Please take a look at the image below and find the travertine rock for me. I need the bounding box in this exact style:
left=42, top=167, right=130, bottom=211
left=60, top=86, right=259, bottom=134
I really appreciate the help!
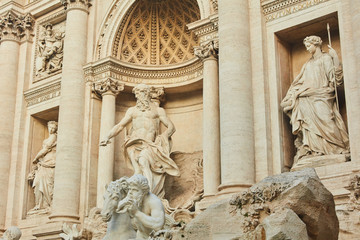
left=262, top=208, right=308, bottom=240
left=167, top=168, right=338, bottom=240
left=0, top=226, right=21, bottom=240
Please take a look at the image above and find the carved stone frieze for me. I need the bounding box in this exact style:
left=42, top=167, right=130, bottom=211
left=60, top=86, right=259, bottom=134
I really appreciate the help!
left=24, top=81, right=61, bottom=107
left=229, top=182, right=290, bottom=233
left=92, top=78, right=124, bottom=97
left=261, top=0, right=330, bottom=22
left=194, top=40, right=218, bottom=59
left=60, top=0, right=91, bottom=12
left=0, top=10, right=35, bottom=42
left=84, top=57, right=203, bottom=86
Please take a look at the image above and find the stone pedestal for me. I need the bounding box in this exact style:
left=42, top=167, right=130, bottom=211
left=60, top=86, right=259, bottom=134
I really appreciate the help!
left=218, top=0, right=255, bottom=194
left=50, top=0, right=90, bottom=222
left=93, top=78, right=123, bottom=207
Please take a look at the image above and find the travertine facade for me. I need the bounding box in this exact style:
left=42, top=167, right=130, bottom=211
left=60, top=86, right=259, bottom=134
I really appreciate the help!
left=0, top=0, right=360, bottom=239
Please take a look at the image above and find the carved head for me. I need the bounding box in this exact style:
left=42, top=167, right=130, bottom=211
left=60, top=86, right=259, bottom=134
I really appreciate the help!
left=101, top=177, right=128, bottom=222
left=2, top=227, right=21, bottom=240
left=127, top=174, right=150, bottom=203
left=43, top=23, right=53, bottom=35
left=303, top=35, right=322, bottom=53
left=47, top=121, right=58, bottom=134
left=133, top=84, right=152, bottom=101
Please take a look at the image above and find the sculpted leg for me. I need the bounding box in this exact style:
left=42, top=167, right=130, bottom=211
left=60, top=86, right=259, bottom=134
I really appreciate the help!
left=127, top=147, right=141, bottom=174
left=138, top=150, right=153, bottom=192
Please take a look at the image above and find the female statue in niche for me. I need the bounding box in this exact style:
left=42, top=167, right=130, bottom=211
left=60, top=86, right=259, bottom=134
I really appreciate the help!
left=281, top=35, right=350, bottom=165
left=28, top=121, right=57, bottom=212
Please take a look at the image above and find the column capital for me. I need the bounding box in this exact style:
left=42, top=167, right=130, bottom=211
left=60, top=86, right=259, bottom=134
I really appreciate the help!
left=0, top=11, right=35, bottom=43
left=194, top=40, right=219, bottom=60
left=150, top=86, right=165, bottom=106
left=60, top=0, right=91, bottom=13
left=93, top=78, right=124, bottom=97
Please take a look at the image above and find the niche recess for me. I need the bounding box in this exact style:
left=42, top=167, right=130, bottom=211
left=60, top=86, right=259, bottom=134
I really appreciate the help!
left=24, top=107, right=58, bottom=218
left=275, top=12, right=347, bottom=170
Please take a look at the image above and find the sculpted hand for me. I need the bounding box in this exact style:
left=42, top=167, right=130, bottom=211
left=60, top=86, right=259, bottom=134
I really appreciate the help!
left=127, top=199, right=138, bottom=217
left=328, top=45, right=338, bottom=58
left=99, top=138, right=111, bottom=146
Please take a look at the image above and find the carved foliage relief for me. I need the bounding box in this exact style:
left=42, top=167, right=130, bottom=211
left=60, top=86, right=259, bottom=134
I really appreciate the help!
left=114, top=0, right=200, bottom=65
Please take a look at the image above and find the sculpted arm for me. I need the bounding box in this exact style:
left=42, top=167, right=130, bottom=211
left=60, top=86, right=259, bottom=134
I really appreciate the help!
left=158, top=107, right=175, bottom=138
left=133, top=198, right=165, bottom=230
left=33, top=135, right=56, bottom=163
left=100, top=108, right=133, bottom=146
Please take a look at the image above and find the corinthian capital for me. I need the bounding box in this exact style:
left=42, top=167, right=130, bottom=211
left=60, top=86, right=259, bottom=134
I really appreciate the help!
left=93, top=78, right=124, bottom=97
left=60, top=0, right=91, bottom=12
left=0, top=11, right=34, bottom=42
left=194, top=40, right=219, bottom=60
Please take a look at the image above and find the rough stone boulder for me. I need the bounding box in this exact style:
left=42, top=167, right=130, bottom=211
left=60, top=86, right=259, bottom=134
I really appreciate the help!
left=155, top=168, right=338, bottom=240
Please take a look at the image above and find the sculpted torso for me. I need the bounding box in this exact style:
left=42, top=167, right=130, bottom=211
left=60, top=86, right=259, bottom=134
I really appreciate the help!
left=129, top=106, right=161, bottom=142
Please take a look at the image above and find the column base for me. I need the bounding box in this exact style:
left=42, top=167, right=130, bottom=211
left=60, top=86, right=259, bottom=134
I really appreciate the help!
left=217, top=183, right=253, bottom=197
left=48, top=213, right=80, bottom=223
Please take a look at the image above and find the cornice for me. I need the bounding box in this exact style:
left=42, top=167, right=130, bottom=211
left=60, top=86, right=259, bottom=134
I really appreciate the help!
left=84, top=57, right=203, bottom=87
left=261, top=0, right=330, bottom=22
left=24, top=80, right=61, bottom=107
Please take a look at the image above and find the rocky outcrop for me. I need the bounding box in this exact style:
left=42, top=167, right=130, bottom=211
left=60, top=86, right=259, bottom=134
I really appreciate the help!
left=152, top=168, right=339, bottom=240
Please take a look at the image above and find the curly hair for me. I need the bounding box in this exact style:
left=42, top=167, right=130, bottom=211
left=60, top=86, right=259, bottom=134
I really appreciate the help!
left=303, top=35, right=323, bottom=47
left=128, top=174, right=150, bottom=194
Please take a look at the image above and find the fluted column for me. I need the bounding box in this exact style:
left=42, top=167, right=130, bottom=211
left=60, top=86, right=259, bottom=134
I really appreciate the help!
left=0, top=11, right=32, bottom=230
left=50, top=0, right=90, bottom=222
left=93, top=78, right=123, bottom=207
left=218, top=0, right=255, bottom=194
left=194, top=41, right=220, bottom=196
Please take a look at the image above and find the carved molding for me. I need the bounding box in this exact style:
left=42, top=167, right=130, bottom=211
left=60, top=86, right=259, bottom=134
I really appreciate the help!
left=0, top=10, right=35, bottom=42
left=84, top=57, right=203, bottom=87
left=24, top=81, right=61, bottom=107
left=60, top=0, right=91, bottom=12
left=194, top=40, right=218, bottom=59
left=187, top=14, right=218, bottom=45
left=261, top=0, right=330, bottom=22
left=92, top=78, right=124, bottom=97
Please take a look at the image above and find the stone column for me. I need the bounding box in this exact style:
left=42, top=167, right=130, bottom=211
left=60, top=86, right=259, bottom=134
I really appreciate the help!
left=218, top=0, right=255, bottom=194
left=194, top=40, right=221, bottom=196
left=93, top=78, right=123, bottom=207
left=0, top=11, right=29, bottom=230
left=50, top=0, right=90, bottom=222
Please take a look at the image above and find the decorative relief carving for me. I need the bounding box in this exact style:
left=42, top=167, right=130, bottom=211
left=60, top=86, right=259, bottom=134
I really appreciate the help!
left=229, top=182, right=290, bottom=233
left=194, top=40, right=218, bottom=59
left=114, top=0, right=200, bottom=65
left=35, top=23, right=65, bottom=79
left=261, top=0, right=330, bottom=22
left=92, top=78, right=124, bottom=97
left=0, top=11, right=35, bottom=42
left=60, top=0, right=91, bottom=12
left=188, top=15, right=218, bottom=47
left=84, top=58, right=203, bottom=86
left=211, top=0, right=218, bottom=12
left=24, top=81, right=61, bottom=107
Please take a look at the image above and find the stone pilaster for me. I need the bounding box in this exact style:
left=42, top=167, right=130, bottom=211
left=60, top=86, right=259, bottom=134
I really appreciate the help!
left=0, top=10, right=34, bottom=230
left=194, top=40, right=221, bottom=197
left=50, top=0, right=90, bottom=222
left=218, top=0, right=255, bottom=194
left=93, top=78, right=124, bottom=208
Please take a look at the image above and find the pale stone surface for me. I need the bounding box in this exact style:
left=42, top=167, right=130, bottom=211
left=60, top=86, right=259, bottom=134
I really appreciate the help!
left=0, top=227, right=21, bottom=240
left=262, top=208, right=308, bottom=240
left=100, top=84, right=180, bottom=198
left=101, top=174, right=165, bottom=240
left=27, top=121, right=57, bottom=212
left=281, top=35, right=350, bottom=166
left=166, top=168, right=338, bottom=240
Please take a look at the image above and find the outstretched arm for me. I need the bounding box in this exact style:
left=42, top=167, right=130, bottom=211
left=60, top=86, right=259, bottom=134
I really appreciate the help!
left=100, top=108, right=133, bottom=146
left=158, top=107, right=175, bottom=138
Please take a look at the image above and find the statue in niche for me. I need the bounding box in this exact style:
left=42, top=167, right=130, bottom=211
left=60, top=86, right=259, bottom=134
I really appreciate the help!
left=27, top=121, right=57, bottom=212
left=100, top=84, right=180, bottom=198
left=35, top=23, right=64, bottom=78
left=0, top=227, right=21, bottom=240
left=281, top=35, right=350, bottom=166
